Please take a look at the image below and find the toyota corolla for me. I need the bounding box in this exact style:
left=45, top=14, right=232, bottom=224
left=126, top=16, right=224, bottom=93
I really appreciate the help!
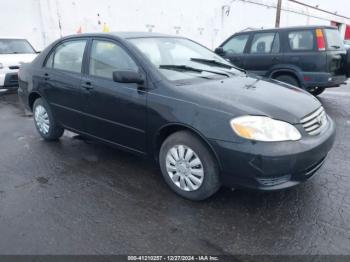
left=18, top=32, right=335, bottom=200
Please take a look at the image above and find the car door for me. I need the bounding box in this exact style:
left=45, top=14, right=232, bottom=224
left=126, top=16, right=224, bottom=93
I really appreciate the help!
left=40, top=39, right=88, bottom=132
left=243, top=32, right=283, bottom=76
left=82, top=38, right=147, bottom=153
left=219, top=33, right=250, bottom=68
left=284, top=29, right=323, bottom=73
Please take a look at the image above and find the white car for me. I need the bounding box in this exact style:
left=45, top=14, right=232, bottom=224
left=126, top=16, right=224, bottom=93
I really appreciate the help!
left=0, top=38, right=38, bottom=89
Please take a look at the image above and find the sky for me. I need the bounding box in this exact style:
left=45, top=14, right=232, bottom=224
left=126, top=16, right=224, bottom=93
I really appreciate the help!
left=302, top=0, right=350, bottom=18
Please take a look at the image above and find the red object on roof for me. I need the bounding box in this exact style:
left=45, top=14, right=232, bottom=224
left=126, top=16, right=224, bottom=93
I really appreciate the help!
left=345, top=25, right=350, bottom=40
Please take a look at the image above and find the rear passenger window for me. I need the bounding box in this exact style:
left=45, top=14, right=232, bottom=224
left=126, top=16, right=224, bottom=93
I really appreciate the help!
left=53, top=40, right=87, bottom=73
left=288, top=30, right=314, bottom=51
left=222, top=34, right=249, bottom=54
left=250, top=33, right=276, bottom=54
left=45, top=52, right=54, bottom=68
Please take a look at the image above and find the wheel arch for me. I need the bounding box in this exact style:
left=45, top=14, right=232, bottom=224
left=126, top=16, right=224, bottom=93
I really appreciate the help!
left=269, top=68, right=304, bottom=87
left=28, top=91, right=42, bottom=111
left=153, top=123, right=222, bottom=171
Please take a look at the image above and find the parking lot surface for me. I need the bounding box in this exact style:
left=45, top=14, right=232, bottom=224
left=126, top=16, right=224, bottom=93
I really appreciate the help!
left=0, top=86, right=350, bottom=255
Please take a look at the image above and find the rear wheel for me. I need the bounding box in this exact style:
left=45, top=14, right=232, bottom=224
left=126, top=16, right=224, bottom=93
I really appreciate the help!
left=309, top=87, right=326, bottom=96
left=274, top=74, right=300, bottom=87
left=159, top=131, right=221, bottom=201
left=33, top=98, right=64, bottom=141
left=344, top=49, right=350, bottom=78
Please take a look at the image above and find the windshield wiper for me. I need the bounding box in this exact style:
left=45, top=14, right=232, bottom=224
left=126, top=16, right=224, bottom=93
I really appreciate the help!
left=190, top=57, right=246, bottom=73
left=159, top=64, right=229, bottom=77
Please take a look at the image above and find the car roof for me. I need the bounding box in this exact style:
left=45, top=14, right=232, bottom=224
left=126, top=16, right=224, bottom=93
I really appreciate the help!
left=111, top=31, right=176, bottom=39
left=61, top=31, right=177, bottom=41
left=236, top=25, right=338, bottom=34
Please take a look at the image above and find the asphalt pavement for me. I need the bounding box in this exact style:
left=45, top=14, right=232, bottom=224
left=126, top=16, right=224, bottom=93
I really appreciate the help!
left=0, top=85, right=349, bottom=255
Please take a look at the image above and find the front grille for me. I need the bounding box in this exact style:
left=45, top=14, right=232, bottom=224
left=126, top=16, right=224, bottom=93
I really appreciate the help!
left=4, top=73, right=19, bottom=87
left=9, top=65, right=20, bottom=70
left=300, top=107, right=328, bottom=136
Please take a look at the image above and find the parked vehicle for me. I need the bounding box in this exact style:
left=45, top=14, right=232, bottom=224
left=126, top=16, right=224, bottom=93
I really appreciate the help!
left=215, top=26, right=350, bottom=96
left=0, top=38, right=38, bottom=89
left=18, top=32, right=335, bottom=200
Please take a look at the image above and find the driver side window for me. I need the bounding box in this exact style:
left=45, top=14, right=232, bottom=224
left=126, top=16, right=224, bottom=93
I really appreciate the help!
left=89, top=40, right=138, bottom=80
left=222, top=34, right=249, bottom=54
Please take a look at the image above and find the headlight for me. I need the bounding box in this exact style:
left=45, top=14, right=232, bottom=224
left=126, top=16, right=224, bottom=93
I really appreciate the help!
left=230, top=116, right=301, bottom=142
left=0, top=63, right=3, bottom=69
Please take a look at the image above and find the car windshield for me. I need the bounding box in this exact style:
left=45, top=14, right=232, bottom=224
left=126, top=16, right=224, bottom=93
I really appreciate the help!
left=0, top=39, right=35, bottom=54
left=324, top=29, right=345, bottom=50
left=128, top=37, right=243, bottom=82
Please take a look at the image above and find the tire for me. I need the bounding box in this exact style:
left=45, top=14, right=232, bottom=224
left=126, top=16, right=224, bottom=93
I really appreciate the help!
left=33, top=98, right=64, bottom=141
left=275, top=75, right=300, bottom=87
left=159, top=131, right=221, bottom=201
left=344, top=49, right=350, bottom=78
left=309, top=87, right=326, bottom=96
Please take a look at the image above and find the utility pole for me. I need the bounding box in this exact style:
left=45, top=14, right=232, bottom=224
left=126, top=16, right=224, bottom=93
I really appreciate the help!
left=275, top=0, right=282, bottom=28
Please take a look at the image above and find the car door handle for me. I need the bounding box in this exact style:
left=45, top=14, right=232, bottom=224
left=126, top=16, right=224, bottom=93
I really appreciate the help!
left=44, top=73, right=50, bottom=81
left=272, top=57, right=280, bottom=62
left=81, top=81, right=93, bottom=90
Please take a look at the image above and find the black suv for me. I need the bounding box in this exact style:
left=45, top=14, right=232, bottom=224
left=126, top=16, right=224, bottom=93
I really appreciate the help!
left=215, top=26, right=350, bottom=95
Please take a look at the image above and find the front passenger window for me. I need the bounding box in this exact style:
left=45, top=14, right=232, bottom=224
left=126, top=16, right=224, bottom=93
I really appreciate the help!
left=89, top=40, right=138, bottom=79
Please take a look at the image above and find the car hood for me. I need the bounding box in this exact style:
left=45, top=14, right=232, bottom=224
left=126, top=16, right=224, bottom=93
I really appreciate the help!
left=181, top=75, right=321, bottom=124
left=0, top=53, right=37, bottom=67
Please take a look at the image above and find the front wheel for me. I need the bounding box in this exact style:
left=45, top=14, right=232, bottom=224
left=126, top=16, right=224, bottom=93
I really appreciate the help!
left=159, top=131, right=221, bottom=201
left=33, top=98, right=64, bottom=141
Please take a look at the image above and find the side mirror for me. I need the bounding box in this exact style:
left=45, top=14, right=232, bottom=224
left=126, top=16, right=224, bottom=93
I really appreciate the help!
left=214, top=47, right=225, bottom=55
left=113, top=70, right=144, bottom=84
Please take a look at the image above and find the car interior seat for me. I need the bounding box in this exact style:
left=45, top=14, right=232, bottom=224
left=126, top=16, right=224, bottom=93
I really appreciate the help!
left=256, top=42, right=266, bottom=53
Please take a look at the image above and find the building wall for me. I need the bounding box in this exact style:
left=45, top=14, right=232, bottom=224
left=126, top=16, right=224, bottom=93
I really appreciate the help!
left=0, top=0, right=348, bottom=50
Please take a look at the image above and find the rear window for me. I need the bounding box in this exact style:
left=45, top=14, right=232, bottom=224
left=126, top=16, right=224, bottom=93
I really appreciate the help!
left=288, top=30, right=314, bottom=51
left=324, top=29, right=345, bottom=50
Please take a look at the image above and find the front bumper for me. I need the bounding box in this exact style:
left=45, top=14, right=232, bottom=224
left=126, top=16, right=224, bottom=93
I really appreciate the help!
left=209, top=117, right=336, bottom=190
left=0, top=70, right=19, bottom=89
